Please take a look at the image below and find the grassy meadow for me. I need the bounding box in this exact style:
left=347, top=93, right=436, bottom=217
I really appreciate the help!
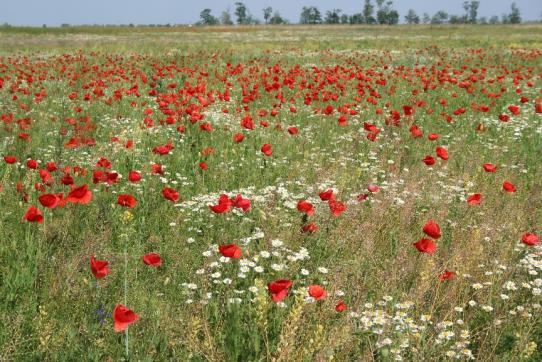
left=0, top=25, right=541, bottom=361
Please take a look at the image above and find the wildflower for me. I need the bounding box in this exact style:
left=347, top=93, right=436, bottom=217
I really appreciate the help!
left=113, top=304, right=139, bottom=332
left=90, top=256, right=109, bottom=279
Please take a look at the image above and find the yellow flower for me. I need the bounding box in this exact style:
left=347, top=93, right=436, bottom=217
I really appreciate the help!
left=121, top=210, right=134, bottom=224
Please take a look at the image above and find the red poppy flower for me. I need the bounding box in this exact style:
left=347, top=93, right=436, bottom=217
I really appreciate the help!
left=428, top=133, right=439, bottom=141
left=27, top=159, right=38, bottom=169
left=403, top=105, right=414, bottom=116
left=46, top=162, right=57, bottom=172
left=233, top=133, right=245, bottom=143
left=302, top=222, right=318, bottom=233
left=287, top=127, right=298, bottom=135
left=439, top=270, right=456, bottom=281
left=502, top=181, right=516, bottom=193
left=142, top=252, right=162, bottom=266
left=508, top=105, right=520, bottom=115
left=483, top=163, right=497, bottom=172
left=128, top=171, right=141, bottom=182
left=96, top=157, right=112, bottom=169
left=218, top=244, right=242, bottom=259
left=162, top=187, right=179, bottom=202
left=61, top=174, right=74, bottom=185
left=153, top=143, right=174, bottom=155
left=22, top=206, right=43, bottom=223
left=499, top=114, right=510, bottom=122
left=118, top=194, right=137, bottom=208
left=308, top=285, right=327, bottom=300
left=232, top=194, right=251, bottom=212
left=409, top=125, right=423, bottom=138
left=240, top=116, right=255, bottom=130
left=261, top=143, right=272, bottom=156
left=367, top=184, right=380, bottom=193
left=209, top=194, right=233, bottom=213
left=209, top=203, right=231, bottom=214
left=423, top=156, right=436, bottom=166
left=39, top=169, right=54, bottom=185
left=297, top=200, right=314, bottom=216
left=199, top=162, right=208, bottom=171
left=151, top=164, right=164, bottom=175
left=467, top=193, right=482, bottom=205
left=90, top=256, right=109, bottom=279
left=113, top=304, right=139, bottom=332
left=4, top=155, right=17, bottom=164
left=38, top=194, right=62, bottom=209
left=522, top=233, right=539, bottom=246
left=319, top=189, right=334, bottom=201
left=436, top=146, right=448, bottom=160
left=66, top=185, right=92, bottom=205
left=329, top=199, right=347, bottom=217
left=335, top=301, right=347, bottom=312
left=357, top=193, right=369, bottom=202
left=268, top=279, right=293, bottom=302
left=413, top=238, right=437, bottom=255
left=423, top=220, right=441, bottom=239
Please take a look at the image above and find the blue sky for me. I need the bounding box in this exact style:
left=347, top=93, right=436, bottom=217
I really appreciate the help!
left=2, top=0, right=541, bottom=26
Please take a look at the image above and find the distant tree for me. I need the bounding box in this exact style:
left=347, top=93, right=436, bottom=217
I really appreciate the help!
left=405, top=9, right=420, bottom=24
left=479, top=17, right=487, bottom=24
left=376, top=1, right=399, bottom=25
left=362, top=0, right=376, bottom=24
left=350, top=13, right=364, bottom=24
left=509, top=2, right=521, bottom=24
left=42, top=24, right=47, bottom=28
left=220, top=9, right=234, bottom=25
left=460, top=1, right=479, bottom=23
left=422, top=13, right=431, bottom=24
left=431, top=11, right=449, bottom=24
left=340, top=14, right=349, bottom=24
left=387, top=10, right=399, bottom=25
left=300, top=6, right=322, bottom=24
left=245, top=15, right=261, bottom=25
left=325, top=9, right=342, bottom=24
left=263, top=6, right=273, bottom=24
left=376, top=0, right=386, bottom=24
left=199, top=9, right=219, bottom=25
left=489, top=15, right=500, bottom=24
left=61, top=23, right=71, bottom=27
left=468, top=1, right=479, bottom=23
left=269, top=11, right=287, bottom=24
left=235, top=2, right=248, bottom=24
left=449, top=15, right=464, bottom=24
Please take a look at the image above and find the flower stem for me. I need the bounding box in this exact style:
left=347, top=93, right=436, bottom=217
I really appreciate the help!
left=124, top=243, right=129, bottom=356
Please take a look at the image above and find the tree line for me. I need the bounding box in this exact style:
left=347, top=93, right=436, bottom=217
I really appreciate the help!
left=198, top=1, right=525, bottom=26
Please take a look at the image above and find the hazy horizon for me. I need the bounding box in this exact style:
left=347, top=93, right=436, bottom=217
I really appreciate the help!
left=1, top=0, right=541, bottom=26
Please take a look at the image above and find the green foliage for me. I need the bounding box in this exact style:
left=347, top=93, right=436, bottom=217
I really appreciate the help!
left=0, top=24, right=541, bottom=361
left=235, top=2, right=248, bottom=25
left=263, top=6, right=273, bottom=24
left=300, top=6, right=322, bottom=25
left=405, top=9, right=420, bottom=25
left=199, top=9, right=219, bottom=26
left=324, top=9, right=342, bottom=24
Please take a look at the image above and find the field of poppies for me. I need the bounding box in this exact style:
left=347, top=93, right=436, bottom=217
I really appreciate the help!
left=0, top=25, right=541, bottom=361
